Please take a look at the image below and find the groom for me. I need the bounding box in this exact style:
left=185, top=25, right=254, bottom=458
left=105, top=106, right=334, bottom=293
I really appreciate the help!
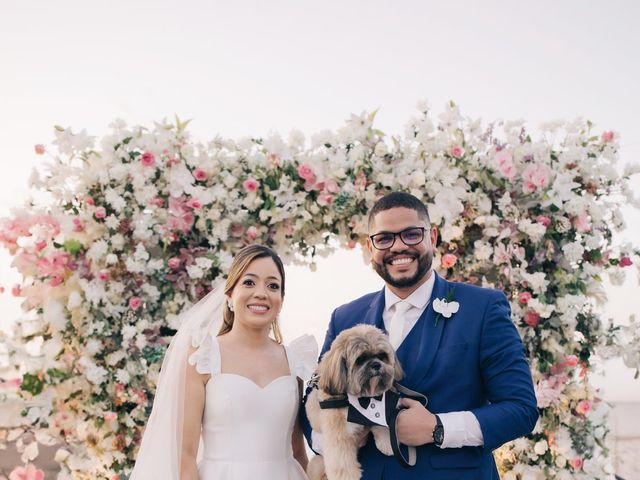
left=302, top=191, right=538, bottom=479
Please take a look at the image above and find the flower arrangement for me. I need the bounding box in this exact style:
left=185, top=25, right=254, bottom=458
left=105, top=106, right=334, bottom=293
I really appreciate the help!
left=0, top=103, right=638, bottom=479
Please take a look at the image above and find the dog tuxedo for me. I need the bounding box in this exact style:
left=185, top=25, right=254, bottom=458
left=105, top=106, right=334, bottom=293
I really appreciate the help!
left=319, top=382, right=428, bottom=467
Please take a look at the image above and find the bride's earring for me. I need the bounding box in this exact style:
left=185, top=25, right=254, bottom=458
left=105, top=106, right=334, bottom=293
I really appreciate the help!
left=227, top=300, right=234, bottom=312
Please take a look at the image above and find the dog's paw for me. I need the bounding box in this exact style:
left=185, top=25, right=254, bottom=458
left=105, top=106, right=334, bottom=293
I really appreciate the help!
left=371, top=427, right=394, bottom=456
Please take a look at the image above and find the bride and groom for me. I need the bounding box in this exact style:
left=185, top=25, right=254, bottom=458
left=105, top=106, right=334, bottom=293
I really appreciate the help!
left=131, top=191, right=538, bottom=479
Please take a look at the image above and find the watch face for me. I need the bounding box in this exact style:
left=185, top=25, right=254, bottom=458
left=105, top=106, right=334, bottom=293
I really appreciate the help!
left=434, top=426, right=444, bottom=444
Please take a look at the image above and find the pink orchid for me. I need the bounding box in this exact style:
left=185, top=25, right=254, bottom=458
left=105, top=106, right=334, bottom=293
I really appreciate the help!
left=186, top=198, right=202, bottom=209
left=522, top=163, right=551, bottom=194
left=9, top=464, right=45, bottom=480
left=141, top=151, right=156, bottom=167
left=620, top=256, right=633, bottom=267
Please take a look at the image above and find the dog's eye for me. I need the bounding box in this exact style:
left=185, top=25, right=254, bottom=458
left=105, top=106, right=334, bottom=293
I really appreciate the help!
left=377, top=353, right=389, bottom=362
left=355, top=354, right=370, bottom=366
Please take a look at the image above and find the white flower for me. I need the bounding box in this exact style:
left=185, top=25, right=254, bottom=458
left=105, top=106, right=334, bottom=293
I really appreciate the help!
left=86, top=239, right=109, bottom=262
left=518, top=219, right=547, bottom=243
left=433, top=298, right=459, bottom=318
left=534, top=439, right=548, bottom=455
left=116, top=368, right=131, bottom=384
left=186, top=264, right=204, bottom=279
left=562, top=242, right=585, bottom=264
left=105, top=188, right=127, bottom=212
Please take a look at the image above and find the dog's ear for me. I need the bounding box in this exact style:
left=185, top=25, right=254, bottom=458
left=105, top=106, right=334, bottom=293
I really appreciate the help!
left=318, top=348, right=348, bottom=395
left=393, top=352, right=404, bottom=382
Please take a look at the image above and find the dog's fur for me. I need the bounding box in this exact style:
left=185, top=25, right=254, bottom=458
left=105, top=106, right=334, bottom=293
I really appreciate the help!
left=306, top=324, right=403, bottom=480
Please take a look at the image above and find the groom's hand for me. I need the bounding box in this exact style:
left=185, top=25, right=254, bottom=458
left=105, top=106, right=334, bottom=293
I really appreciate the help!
left=397, top=398, right=437, bottom=446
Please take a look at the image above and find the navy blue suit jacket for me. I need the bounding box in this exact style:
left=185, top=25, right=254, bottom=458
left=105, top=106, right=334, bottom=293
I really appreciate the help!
left=301, top=273, right=538, bottom=479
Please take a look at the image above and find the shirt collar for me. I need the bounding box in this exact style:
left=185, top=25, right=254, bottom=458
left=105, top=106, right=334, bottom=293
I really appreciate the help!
left=384, top=270, right=436, bottom=311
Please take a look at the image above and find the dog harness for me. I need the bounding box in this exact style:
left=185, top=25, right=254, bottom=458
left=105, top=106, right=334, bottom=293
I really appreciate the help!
left=315, top=380, right=428, bottom=468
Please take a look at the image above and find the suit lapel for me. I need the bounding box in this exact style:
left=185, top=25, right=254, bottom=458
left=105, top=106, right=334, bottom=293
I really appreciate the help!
left=364, top=288, right=386, bottom=331
left=396, top=273, right=449, bottom=388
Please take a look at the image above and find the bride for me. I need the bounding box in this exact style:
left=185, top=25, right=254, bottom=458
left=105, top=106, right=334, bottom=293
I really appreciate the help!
left=130, top=244, right=317, bottom=479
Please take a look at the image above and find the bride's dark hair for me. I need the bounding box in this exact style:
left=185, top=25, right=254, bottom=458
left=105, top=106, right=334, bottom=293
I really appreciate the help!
left=219, top=244, right=285, bottom=343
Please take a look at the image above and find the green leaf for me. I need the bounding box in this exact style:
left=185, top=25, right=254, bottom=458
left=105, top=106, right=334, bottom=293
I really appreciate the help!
left=21, top=372, right=44, bottom=395
left=63, top=239, right=83, bottom=255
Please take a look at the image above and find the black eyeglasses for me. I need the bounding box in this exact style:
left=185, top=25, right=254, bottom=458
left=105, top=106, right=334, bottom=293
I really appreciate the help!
left=369, top=227, right=427, bottom=250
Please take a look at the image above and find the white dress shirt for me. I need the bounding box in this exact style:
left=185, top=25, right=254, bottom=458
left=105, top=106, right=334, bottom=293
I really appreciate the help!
left=383, top=273, right=484, bottom=449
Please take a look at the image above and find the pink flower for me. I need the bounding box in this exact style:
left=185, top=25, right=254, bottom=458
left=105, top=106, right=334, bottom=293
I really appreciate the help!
left=9, top=464, right=45, bottom=480
left=347, top=240, right=357, bottom=249
left=324, top=179, right=340, bottom=194
left=297, top=163, right=316, bottom=181
left=94, top=207, right=107, bottom=219
left=243, top=178, right=259, bottom=193
left=570, top=457, right=583, bottom=470
left=535, top=215, right=551, bottom=227
left=34, top=240, right=47, bottom=251
left=524, top=311, right=540, bottom=327
left=246, top=226, right=258, bottom=240
left=34, top=144, right=46, bottom=155
left=601, top=131, right=614, bottom=143
left=85, top=196, right=94, bottom=206
left=72, top=218, right=84, bottom=232
left=152, top=197, right=165, bottom=208
left=572, top=214, right=591, bottom=233
left=193, top=168, right=208, bottom=181
left=317, top=193, right=334, bottom=206
left=11, top=284, right=21, bottom=297
left=0, top=286, right=4, bottom=294
left=50, top=276, right=64, bottom=287
left=575, top=399, right=591, bottom=415
left=441, top=253, right=458, bottom=269
left=186, top=198, right=202, bottom=209
left=620, top=256, right=633, bottom=267
left=141, top=151, right=156, bottom=167
left=450, top=146, right=463, bottom=158
left=564, top=355, right=579, bottom=367
left=129, top=297, right=142, bottom=310
left=522, top=163, right=551, bottom=194
left=518, top=292, right=532, bottom=305
left=103, top=411, right=117, bottom=422
left=97, top=270, right=110, bottom=281
left=266, top=153, right=280, bottom=166
left=168, top=257, right=181, bottom=269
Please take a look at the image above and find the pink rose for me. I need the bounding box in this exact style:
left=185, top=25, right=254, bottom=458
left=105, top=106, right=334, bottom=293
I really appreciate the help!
left=34, top=144, right=46, bottom=155
left=11, top=284, right=21, bottom=297
left=168, top=257, right=181, bottom=269
left=535, top=215, right=551, bottom=227
left=129, top=297, right=142, bottom=310
left=97, top=270, right=110, bottom=281
left=9, top=464, right=45, bottom=480
left=50, top=275, right=64, bottom=287
left=318, top=193, right=334, bottom=206
left=564, top=355, right=579, bottom=367
left=193, top=168, right=208, bottom=181
left=524, top=311, right=540, bottom=327
left=246, top=226, right=258, bottom=240
left=94, top=207, right=107, bottom=219
left=570, top=457, right=583, bottom=470
left=243, top=178, right=259, bottom=193
left=601, top=131, right=614, bottom=143
left=324, top=179, right=340, bottom=194
left=141, top=151, right=156, bottom=167
left=620, top=256, right=633, bottom=267
left=575, top=399, right=591, bottom=415
left=450, top=146, right=463, bottom=158
left=85, top=196, right=94, bottom=206
left=152, top=197, right=165, bottom=208
left=297, top=163, right=316, bottom=181
left=518, top=292, right=532, bottom=305
left=186, top=198, right=202, bottom=209
left=441, top=253, right=458, bottom=269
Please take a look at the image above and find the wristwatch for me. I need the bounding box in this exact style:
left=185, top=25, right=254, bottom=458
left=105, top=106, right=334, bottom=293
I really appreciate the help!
left=432, top=414, right=444, bottom=447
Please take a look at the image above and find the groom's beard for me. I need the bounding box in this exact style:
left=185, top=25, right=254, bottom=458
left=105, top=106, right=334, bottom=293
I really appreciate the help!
left=372, top=250, right=432, bottom=289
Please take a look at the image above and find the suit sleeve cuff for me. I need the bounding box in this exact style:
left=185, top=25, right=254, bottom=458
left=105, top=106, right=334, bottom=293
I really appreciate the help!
left=438, top=411, right=484, bottom=448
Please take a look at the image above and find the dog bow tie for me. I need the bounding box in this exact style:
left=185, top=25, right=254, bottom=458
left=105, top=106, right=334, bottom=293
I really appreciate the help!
left=357, top=394, right=383, bottom=409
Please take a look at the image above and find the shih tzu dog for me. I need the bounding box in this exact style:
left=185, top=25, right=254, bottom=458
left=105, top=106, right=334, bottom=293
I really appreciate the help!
left=305, top=324, right=403, bottom=480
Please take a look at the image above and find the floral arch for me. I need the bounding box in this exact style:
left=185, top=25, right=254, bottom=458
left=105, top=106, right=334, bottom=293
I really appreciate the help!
left=1, top=103, right=639, bottom=479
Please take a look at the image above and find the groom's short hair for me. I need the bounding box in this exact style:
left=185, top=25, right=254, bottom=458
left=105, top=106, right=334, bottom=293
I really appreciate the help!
left=368, top=191, right=431, bottom=229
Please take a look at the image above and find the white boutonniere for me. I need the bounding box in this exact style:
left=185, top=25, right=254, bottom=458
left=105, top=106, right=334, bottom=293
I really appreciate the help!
left=433, top=289, right=459, bottom=326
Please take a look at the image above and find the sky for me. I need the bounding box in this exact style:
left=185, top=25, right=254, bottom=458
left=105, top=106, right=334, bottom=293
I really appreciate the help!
left=1, top=0, right=639, bottom=401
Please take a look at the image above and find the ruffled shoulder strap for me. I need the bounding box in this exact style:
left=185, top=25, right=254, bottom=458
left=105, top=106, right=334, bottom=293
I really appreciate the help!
left=285, top=334, right=319, bottom=383
left=187, top=331, right=221, bottom=375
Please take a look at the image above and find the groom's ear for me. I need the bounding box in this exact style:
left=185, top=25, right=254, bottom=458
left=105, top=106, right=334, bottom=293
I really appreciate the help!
left=429, top=226, right=439, bottom=248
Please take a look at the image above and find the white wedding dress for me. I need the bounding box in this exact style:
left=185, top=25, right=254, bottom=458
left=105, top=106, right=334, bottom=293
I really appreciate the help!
left=189, top=333, right=316, bottom=479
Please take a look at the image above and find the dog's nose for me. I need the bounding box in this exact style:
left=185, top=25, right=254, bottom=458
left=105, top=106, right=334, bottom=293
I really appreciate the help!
left=370, top=360, right=381, bottom=371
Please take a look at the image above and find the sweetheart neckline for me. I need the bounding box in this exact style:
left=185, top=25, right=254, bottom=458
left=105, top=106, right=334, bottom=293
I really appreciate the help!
left=211, top=372, right=295, bottom=390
